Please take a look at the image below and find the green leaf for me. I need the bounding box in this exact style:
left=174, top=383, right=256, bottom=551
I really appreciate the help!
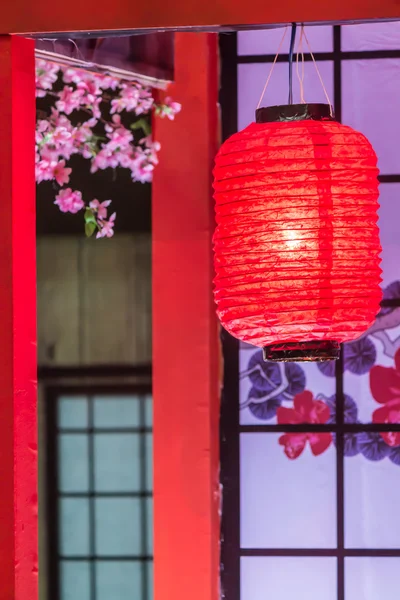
left=130, top=118, right=151, bottom=137
left=84, top=208, right=97, bottom=225
left=85, top=221, right=97, bottom=238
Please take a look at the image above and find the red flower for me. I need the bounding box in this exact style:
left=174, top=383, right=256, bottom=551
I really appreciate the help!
left=370, top=349, right=400, bottom=447
left=277, top=391, right=332, bottom=459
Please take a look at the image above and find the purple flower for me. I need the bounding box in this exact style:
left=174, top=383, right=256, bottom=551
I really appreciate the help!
left=333, top=430, right=360, bottom=457
left=343, top=433, right=360, bottom=457
left=326, top=394, right=358, bottom=424
left=379, top=281, right=400, bottom=317
left=248, top=388, right=282, bottom=420
left=246, top=350, right=305, bottom=421
left=247, top=351, right=281, bottom=393
left=276, top=362, right=306, bottom=402
left=317, top=360, right=336, bottom=378
left=389, top=446, right=400, bottom=466
left=343, top=337, right=376, bottom=375
left=358, top=431, right=391, bottom=461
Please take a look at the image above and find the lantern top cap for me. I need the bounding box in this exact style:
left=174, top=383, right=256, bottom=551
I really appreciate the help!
left=256, top=103, right=335, bottom=124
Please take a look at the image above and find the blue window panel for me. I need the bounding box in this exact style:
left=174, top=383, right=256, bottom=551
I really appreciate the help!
left=93, top=396, right=140, bottom=428
left=95, top=498, right=142, bottom=556
left=58, top=434, right=89, bottom=492
left=59, top=498, right=90, bottom=557
left=58, top=396, right=88, bottom=429
left=94, top=433, right=141, bottom=492
left=145, top=433, right=153, bottom=492
left=60, top=561, right=90, bottom=600
left=96, top=561, right=143, bottom=600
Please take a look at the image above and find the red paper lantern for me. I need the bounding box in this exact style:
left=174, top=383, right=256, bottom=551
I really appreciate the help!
left=213, top=104, right=382, bottom=361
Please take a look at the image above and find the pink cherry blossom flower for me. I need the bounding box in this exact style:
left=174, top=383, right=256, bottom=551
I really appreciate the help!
left=52, top=160, right=72, bottom=186
left=56, top=86, right=85, bottom=115
left=35, top=160, right=53, bottom=183
left=89, top=199, right=112, bottom=220
left=99, top=74, right=120, bottom=90
left=91, top=148, right=119, bottom=172
left=36, top=59, right=180, bottom=238
left=40, top=144, right=60, bottom=164
left=97, top=213, right=116, bottom=238
left=55, top=188, right=85, bottom=214
left=36, top=59, right=59, bottom=92
left=106, top=126, right=133, bottom=151
left=62, top=68, right=82, bottom=85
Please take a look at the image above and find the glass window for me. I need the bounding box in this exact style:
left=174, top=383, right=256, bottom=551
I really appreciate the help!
left=47, top=388, right=153, bottom=600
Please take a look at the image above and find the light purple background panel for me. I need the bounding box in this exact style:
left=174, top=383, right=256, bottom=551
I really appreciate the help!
left=238, top=61, right=334, bottom=130
left=345, top=448, right=400, bottom=548
left=342, top=59, right=400, bottom=174
left=240, top=433, right=337, bottom=548
left=238, top=25, right=333, bottom=56
left=345, top=558, right=400, bottom=599
left=378, top=183, right=400, bottom=292
left=342, top=22, right=400, bottom=51
left=241, top=557, right=337, bottom=600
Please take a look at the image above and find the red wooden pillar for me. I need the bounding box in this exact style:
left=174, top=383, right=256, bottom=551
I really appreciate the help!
left=0, top=36, right=37, bottom=600
left=153, top=33, right=220, bottom=600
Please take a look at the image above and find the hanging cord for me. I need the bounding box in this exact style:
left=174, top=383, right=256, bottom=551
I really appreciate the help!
left=296, top=25, right=306, bottom=104
left=257, top=26, right=288, bottom=110
left=288, top=23, right=297, bottom=104
left=302, top=28, right=334, bottom=116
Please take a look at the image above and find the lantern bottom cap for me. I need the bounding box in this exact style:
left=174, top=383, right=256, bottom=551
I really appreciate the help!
left=262, top=340, right=340, bottom=362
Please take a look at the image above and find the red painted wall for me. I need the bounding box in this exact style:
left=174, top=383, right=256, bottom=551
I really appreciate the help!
left=152, top=32, right=221, bottom=600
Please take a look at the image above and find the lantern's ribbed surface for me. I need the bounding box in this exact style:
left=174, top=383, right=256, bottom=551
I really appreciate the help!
left=213, top=109, right=382, bottom=356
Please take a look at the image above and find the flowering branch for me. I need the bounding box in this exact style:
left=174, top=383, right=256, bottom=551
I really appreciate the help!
left=35, top=59, right=181, bottom=238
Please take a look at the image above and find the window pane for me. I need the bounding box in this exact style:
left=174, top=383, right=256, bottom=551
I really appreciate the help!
left=144, top=394, right=152, bottom=427
left=343, top=298, right=400, bottom=425
left=378, top=184, right=400, bottom=293
left=59, top=434, right=89, bottom=492
left=145, top=433, right=153, bottom=491
left=146, top=498, right=153, bottom=554
left=60, top=561, right=91, bottom=600
left=240, top=433, right=336, bottom=548
left=241, top=557, right=337, bottom=600
left=147, top=561, right=153, bottom=600
left=240, top=347, right=336, bottom=425
left=95, top=498, right=142, bottom=556
left=342, top=21, right=400, bottom=51
left=93, top=396, right=140, bottom=428
left=94, top=433, right=141, bottom=492
left=96, top=561, right=143, bottom=600
left=58, top=396, right=88, bottom=429
left=238, top=25, right=333, bottom=56
left=345, top=436, right=400, bottom=548
left=238, top=61, right=334, bottom=130
left=59, top=499, right=90, bottom=556
left=346, top=557, right=400, bottom=600
left=342, top=59, right=400, bottom=174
